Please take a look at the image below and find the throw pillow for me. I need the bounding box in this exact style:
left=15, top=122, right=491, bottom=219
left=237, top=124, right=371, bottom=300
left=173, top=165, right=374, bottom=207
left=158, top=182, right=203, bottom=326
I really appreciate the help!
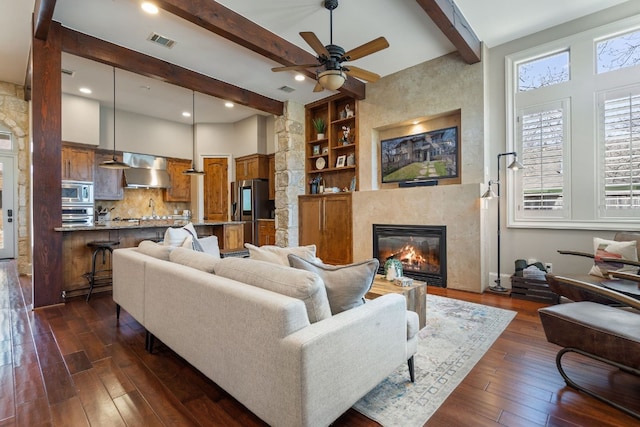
left=199, top=235, right=221, bottom=258
left=288, top=254, right=379, bottom=315
left=214, top=257, right=331, bottom=323
left=245, top=243, right=318, bottom=266
left=138, top=240, right=174, bottom=261
left=169, top=247, right=220, bottom=273
left=588, top=237, right=639, bottom=278
left=163, top=222, right=199, bottom=247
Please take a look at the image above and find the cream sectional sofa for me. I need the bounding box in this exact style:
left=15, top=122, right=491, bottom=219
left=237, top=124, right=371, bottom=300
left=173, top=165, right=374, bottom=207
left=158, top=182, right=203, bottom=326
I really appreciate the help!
left=113, top=243, right=418, bottom=427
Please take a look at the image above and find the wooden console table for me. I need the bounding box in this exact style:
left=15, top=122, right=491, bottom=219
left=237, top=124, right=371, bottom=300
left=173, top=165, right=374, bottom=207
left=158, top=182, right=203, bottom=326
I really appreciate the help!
left=366, top=275, right=427, bottom=329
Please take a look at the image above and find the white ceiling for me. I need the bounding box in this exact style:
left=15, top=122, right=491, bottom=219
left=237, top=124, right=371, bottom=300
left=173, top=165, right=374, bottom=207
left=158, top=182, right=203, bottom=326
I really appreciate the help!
left=0, top=0, right=629, bottom=125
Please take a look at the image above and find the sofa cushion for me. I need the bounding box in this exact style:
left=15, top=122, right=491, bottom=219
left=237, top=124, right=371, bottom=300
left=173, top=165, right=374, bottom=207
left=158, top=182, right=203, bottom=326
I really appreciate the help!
left=169, top=247, right=220, bottom=273
left=214, top=257, right=331, bottom=323
left=138, top=240, right=174, bottom=261
left=164, top=222, right=198, bottom=247
left=288, top=255, right=379, bottom=315
left=588, top=237, right=638, bottom=278
left=245, top=243, right=318, bottom=266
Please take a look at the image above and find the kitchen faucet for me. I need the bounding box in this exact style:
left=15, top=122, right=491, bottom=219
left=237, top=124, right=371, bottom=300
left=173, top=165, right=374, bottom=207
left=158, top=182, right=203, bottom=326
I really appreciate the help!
left=149, top=198, right=157, bottom=218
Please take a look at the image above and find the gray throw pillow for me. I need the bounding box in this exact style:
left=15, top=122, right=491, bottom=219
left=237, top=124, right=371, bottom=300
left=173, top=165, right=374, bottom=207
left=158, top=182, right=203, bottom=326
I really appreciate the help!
left=288, top=254, right=379, bottom=315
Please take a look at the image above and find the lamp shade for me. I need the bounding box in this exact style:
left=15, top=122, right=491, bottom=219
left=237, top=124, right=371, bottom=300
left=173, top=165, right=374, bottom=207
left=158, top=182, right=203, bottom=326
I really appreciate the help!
left=318, top=69, right=346, bottom=90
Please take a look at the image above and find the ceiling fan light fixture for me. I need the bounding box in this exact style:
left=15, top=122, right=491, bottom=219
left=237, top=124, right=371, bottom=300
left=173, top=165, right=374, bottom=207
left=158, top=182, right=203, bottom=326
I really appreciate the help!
left=318, top=69, right=346, bottom=90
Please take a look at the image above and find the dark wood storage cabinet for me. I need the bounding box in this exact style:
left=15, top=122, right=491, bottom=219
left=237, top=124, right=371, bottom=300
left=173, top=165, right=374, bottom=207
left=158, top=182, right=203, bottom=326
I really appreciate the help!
left=298, top=193, right=352, bottom=264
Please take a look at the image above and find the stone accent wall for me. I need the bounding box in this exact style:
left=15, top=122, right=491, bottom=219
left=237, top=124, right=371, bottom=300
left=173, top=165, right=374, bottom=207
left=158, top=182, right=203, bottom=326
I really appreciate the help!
left=273, top=101, right=305, bottom=247
left=0, top=82, right=31, bottom=275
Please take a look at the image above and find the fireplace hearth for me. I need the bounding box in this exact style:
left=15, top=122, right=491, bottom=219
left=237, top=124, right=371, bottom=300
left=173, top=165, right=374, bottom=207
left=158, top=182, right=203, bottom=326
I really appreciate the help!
left=373, top=224, right=447, bottom=287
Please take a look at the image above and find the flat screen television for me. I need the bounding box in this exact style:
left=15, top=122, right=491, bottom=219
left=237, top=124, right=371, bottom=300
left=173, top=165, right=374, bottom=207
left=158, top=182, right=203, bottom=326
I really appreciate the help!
left=380, top=126, right=458, bottom=184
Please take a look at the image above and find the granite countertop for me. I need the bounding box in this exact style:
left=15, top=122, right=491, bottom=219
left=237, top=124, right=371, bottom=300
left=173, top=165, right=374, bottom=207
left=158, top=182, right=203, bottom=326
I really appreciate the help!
left=55, top=220, right=244, bottom=232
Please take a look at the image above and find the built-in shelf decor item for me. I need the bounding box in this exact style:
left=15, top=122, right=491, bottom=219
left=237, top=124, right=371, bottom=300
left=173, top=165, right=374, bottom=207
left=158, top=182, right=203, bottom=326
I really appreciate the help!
left=381, top=126, right=458, bottom=184
left=481, top=152, right=524, bottom=293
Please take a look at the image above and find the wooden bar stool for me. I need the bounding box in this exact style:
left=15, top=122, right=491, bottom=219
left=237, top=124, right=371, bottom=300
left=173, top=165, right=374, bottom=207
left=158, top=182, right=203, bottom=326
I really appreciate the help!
left=83, top=240, right=120, bottom=301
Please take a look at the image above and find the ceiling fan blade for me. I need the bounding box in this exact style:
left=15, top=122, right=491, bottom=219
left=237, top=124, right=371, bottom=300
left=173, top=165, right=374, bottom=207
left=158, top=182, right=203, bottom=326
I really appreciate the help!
left=300, top=32, right=330, bottom=58
left=344, top=66, right=381, bottom=82
left=342, top=37, right=389, bottom=61
left=272, top=64, right=319, bottom=72
left=313, top=82, right=325, bottom=92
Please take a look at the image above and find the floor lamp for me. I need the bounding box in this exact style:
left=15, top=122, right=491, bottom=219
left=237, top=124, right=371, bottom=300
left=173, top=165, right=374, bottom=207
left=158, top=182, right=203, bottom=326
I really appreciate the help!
left=482, top=151, right=523, bottom=293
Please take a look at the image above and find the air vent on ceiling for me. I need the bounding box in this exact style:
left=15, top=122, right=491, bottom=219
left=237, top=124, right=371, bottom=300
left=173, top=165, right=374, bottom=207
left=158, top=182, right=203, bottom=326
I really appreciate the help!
left=61, top=68, right=75, bottom=76
left=148, top=32, right=176, bottom=48
left=278, top=86, right=295, bottom=93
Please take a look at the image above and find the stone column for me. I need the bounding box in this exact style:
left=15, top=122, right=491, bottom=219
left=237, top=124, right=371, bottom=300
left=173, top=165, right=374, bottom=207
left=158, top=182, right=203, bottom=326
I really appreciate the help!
left=0, top=82, right=31, bottom=276
left=274, top=101, right=305, bottom=247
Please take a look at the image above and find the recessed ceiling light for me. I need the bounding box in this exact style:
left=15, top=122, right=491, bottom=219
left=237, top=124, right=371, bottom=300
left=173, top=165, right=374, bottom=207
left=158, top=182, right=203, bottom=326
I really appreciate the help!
left=79, top=87, right=92, bottom=94
left=141, top=2, right=159, bottom=14
left=182, top=111, right=191, bottom=117
left=295, top=74, right=305, bottom=82
left=225, top=102, right=234, bottom=108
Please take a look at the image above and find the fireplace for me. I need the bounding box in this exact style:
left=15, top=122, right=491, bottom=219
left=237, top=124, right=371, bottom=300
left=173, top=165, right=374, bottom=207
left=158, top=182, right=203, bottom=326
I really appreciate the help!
left=372, top=224, right=447, bottom=287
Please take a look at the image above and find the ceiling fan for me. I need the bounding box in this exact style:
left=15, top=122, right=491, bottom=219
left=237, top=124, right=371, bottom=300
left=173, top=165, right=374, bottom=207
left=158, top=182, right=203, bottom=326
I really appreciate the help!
left=272, top=0, right=389, bottom=92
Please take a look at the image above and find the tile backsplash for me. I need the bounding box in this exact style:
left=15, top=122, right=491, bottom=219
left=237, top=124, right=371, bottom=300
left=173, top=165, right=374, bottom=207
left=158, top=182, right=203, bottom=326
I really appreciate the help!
left=96, top=188, right=189, bottom=219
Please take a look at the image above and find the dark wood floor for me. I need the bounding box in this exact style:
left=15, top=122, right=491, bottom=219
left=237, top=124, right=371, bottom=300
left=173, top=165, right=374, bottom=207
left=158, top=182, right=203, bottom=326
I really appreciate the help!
left=1, top=260, right=639, bottom=426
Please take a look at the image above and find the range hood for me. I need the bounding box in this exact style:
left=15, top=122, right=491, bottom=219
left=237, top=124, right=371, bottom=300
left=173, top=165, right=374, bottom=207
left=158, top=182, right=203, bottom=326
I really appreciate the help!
left=122, top=153, right=172, bottom=189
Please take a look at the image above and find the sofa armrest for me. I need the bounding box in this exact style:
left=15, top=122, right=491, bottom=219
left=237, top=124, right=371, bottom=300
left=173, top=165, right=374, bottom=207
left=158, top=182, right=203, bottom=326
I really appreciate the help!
left=279, top=293, right=408, bottom=427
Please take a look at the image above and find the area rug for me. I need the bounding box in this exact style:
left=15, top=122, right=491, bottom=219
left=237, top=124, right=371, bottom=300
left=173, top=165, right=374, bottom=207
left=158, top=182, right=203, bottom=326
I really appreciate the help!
left=353, top=294, right=517, bottom=426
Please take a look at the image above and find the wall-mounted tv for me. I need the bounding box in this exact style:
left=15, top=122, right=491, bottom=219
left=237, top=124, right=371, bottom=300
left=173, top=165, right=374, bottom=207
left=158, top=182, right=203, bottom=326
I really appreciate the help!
left=380, top=126, right=459, bottom=184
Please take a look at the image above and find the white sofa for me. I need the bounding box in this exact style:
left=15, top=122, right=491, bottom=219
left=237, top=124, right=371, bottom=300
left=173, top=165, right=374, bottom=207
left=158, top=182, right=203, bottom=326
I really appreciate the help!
left=113, top=244, right=418, bottom=427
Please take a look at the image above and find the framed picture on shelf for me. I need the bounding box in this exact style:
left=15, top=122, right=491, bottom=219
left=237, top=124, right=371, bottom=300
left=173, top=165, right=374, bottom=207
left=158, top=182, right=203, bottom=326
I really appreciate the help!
left=313, top=145, right=320, bottom=155
left=336, top=155, right=346, bottom=168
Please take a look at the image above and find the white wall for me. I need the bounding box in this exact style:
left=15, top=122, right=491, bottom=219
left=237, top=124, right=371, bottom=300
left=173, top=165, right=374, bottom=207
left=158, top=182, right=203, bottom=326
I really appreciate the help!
left=62, top=93, right=100, bottom=145
left=486, top=2, right=640, bottom=277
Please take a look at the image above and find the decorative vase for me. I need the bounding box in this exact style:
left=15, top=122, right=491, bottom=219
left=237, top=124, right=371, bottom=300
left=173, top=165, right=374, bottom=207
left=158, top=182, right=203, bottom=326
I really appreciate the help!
left=384, top=258, right=403, bottom=281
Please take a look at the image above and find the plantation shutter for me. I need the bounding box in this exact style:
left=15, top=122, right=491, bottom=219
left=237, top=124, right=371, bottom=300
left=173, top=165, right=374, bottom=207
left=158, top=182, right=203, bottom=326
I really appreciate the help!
left=602, top=90, right=640, bottom=211
left=519, top=106, right=565, bottom=212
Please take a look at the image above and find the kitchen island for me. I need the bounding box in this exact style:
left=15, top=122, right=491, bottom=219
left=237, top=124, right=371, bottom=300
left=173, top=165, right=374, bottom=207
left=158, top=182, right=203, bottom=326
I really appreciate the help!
left=56, top=220, right=245, bottom=299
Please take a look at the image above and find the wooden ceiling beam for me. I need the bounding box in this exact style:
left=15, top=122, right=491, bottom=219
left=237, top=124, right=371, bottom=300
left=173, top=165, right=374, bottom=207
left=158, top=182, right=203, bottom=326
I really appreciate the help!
left=155, top=0, right=366, bottom=100
left=415, top=0, right=481, bottom=64
left=33, top=0, right=57, bottom=40
left=60, top=27, right=284, bottom=116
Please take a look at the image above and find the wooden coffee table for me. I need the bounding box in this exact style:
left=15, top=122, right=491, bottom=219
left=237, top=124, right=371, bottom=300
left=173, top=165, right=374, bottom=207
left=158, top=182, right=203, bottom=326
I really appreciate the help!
left=366, top=275, right=427, bottom=329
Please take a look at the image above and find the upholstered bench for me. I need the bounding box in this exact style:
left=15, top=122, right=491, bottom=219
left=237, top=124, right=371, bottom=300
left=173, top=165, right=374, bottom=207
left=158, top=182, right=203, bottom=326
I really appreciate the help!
left=539, top=275, right=640, bottom=420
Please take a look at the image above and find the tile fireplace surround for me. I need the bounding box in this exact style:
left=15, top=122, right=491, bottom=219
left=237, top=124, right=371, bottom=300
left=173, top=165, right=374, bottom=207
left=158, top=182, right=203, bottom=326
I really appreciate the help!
left=352, top=184, right=486, bottom=293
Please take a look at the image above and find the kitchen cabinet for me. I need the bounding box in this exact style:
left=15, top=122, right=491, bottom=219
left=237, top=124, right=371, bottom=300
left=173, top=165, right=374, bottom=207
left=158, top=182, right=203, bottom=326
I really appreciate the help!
left=258, top=220, right=275, bottom=246
left=164, top=158, right=191, bottom=202
left=299, top=193, right=352, bottom=264
left=94, top=150, right=124, bottom=200
left=62, top=144, right=94, bottom=182
left=305, top=95, right=357, bottom=194
left=268, top=153, right=275, bottom=200
left=235, top=154, right=269, bottom=181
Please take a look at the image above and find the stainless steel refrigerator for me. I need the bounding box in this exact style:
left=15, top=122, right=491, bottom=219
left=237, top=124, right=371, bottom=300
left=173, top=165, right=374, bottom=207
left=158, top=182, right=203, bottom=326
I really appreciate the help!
left=232, top=179, right=270, bottom=245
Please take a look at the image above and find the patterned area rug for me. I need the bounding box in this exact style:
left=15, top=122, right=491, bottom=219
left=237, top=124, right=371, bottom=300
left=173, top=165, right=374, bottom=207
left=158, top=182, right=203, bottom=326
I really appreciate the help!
left=353, top=294, right=517, bottom=426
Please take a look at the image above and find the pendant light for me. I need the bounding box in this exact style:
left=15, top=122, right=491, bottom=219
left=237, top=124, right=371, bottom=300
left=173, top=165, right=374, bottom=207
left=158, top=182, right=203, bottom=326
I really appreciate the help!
left=183, top=91, right=205, bottom=175
left=99, top=67, right=130, bottom=169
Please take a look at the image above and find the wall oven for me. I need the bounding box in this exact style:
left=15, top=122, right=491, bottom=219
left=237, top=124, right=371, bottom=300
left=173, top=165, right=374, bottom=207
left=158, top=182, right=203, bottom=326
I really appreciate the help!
left=61, top=181, right=94, bottom=227
left=62, top=205, right=94, bottom=227
left=62, top=180, right=94, bottom=204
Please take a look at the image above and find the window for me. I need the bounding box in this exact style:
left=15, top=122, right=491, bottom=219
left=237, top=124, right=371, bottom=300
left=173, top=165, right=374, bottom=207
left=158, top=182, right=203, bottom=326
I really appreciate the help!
left=518, top=102, right=567, bottom=216
left=599, top=87, right=640, bottom=216
left=507, top=15, right=640, bottom=229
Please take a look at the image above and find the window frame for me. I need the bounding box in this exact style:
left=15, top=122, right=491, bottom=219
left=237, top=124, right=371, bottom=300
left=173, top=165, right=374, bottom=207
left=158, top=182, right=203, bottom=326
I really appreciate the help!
left=505, top=14, right=640, bottom=231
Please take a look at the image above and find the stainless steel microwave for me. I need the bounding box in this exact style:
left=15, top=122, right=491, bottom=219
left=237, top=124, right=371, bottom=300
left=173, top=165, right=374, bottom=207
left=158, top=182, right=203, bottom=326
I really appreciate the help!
left=61, top=181, right=94, bottom=204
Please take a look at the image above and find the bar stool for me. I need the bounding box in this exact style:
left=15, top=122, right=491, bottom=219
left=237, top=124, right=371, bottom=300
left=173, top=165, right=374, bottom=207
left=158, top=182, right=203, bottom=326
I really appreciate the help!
left=83, top=240, right=120, bottom=301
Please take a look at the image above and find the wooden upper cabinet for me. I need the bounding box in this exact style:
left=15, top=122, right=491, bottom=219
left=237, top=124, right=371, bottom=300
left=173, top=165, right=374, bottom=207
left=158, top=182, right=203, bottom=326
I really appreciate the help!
left=268, top=153, right=275, bottom=200
left=235, top=154, right=269, bottom=181
left=94, top=150, right=124, bottom=200
left=62, top=144, right=94, bottom=182
left=164, top=158, right=192, bottom=202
